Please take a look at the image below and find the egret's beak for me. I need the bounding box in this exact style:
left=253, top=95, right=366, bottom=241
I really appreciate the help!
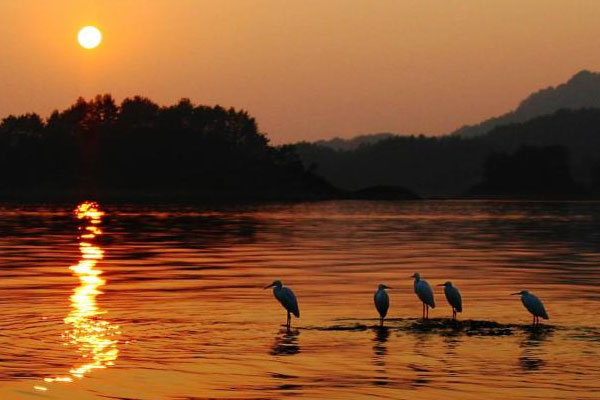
left=263, top=284, right=273, bottom=289
left=510, top=292, right=521, bottom=295
left=410, top=274, right=415, bottom=278
left=385, top=286, right=393, bottom=289
left=436, top=284, right=445, bottom=287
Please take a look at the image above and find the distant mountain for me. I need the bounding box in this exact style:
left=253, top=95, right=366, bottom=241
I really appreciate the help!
left=292, top=70, right=600, bottom=198
left=453, top=70, right=600, bottom=137
left=294, top=108, right=600, bottom=197
left=315, top=132, right=397, bottom=151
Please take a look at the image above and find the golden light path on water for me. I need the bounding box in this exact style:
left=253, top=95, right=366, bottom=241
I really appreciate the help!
left=36, top=202, right=119, bottom=392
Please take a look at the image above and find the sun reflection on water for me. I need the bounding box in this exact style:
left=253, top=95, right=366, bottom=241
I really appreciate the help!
left=41, top=201, right=119, bottom=387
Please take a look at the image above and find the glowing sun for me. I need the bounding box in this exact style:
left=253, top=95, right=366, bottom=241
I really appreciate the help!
left=78, top=26, right=102, bottom=49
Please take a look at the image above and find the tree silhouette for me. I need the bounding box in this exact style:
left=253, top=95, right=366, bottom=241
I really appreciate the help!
left=0, top=95, right=333, bottom=201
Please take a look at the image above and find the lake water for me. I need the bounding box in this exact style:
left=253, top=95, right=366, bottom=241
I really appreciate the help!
left=0, top=200, right=599, bottom=399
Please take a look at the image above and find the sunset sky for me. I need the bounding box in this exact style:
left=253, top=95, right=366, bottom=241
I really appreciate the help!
left=1, top=0, right=600, bottom=143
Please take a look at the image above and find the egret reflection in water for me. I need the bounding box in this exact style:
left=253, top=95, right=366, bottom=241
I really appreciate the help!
left=519, top=329, right=552, bottom=372
left=41, top=202, right=119, bottom=387
left=372, top=327, right=390, bottom=386
left=270, top=329, right=300, bottom=356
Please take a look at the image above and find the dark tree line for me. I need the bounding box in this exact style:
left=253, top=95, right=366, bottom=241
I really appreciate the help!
left=294, top=108, right=600, bottom=197
left=0, top=95, right=333, bottom=201
left=4, top=96, right=599, bottom=201
left=470, top=145, right=582, bottom=196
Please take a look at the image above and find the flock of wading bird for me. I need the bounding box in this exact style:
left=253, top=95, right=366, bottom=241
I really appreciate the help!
left=264, top=272, right=549, bottom=329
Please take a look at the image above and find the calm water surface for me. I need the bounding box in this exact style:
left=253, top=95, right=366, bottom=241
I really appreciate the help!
left=0, top=200, right=599, bottom=399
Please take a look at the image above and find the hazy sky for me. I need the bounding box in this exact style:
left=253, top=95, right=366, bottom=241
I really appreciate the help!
left=1, top=0, right=600, bottom=143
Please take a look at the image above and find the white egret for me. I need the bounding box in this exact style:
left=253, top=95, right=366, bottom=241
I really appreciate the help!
left=411, top=273, right=435, bottom=319
left=512, top=290, right=549, bottom=326
left=264, top=280, right=300, bottom=328
left=437, top=281, right=462, bottom=320
left=374, top=284, right=391, bottom=326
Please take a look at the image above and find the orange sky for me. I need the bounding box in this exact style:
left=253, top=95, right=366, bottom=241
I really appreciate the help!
left=1, top=0, right=600, bottom=143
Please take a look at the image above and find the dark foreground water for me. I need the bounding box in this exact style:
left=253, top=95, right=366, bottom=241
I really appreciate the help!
left=0, top=200, right=599, bottom=399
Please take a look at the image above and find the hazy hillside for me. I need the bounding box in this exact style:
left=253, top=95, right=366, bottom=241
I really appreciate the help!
left=453, top=70, right=600, bottom=137
left=305, top=70, right=600, bottom=150
left=295, top=108, right=600, bottom=197
left=315, top=133, right=397, bottom=151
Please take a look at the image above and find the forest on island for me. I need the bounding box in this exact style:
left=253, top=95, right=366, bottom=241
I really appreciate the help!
left=0, top=95, right=334, bottom=201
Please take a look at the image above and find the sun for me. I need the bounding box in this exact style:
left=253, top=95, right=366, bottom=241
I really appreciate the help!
left=78, top=26, right=102, bottom=49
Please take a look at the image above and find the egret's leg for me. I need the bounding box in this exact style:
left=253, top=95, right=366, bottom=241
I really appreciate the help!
left=380, top=317, right=383, bottom=327
left=426, top=305, right=429, bottom=320
left=422, top=303, right=425, bottom=319
left=452, top=309, right=456, bottom=321
left=287, top=311, right=291, bottom=328
left=532, top=314, right=536, bottom=326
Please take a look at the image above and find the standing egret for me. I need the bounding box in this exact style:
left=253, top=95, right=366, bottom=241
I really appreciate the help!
left=437, top=281, right=462, bottom=320
left=264, top=280, right=300, bottom=328
left=411, top=273, right=435, bottom=319
left=374, top=284, right=391, bottom=326
left=512, top=290, right=549, bottom=326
